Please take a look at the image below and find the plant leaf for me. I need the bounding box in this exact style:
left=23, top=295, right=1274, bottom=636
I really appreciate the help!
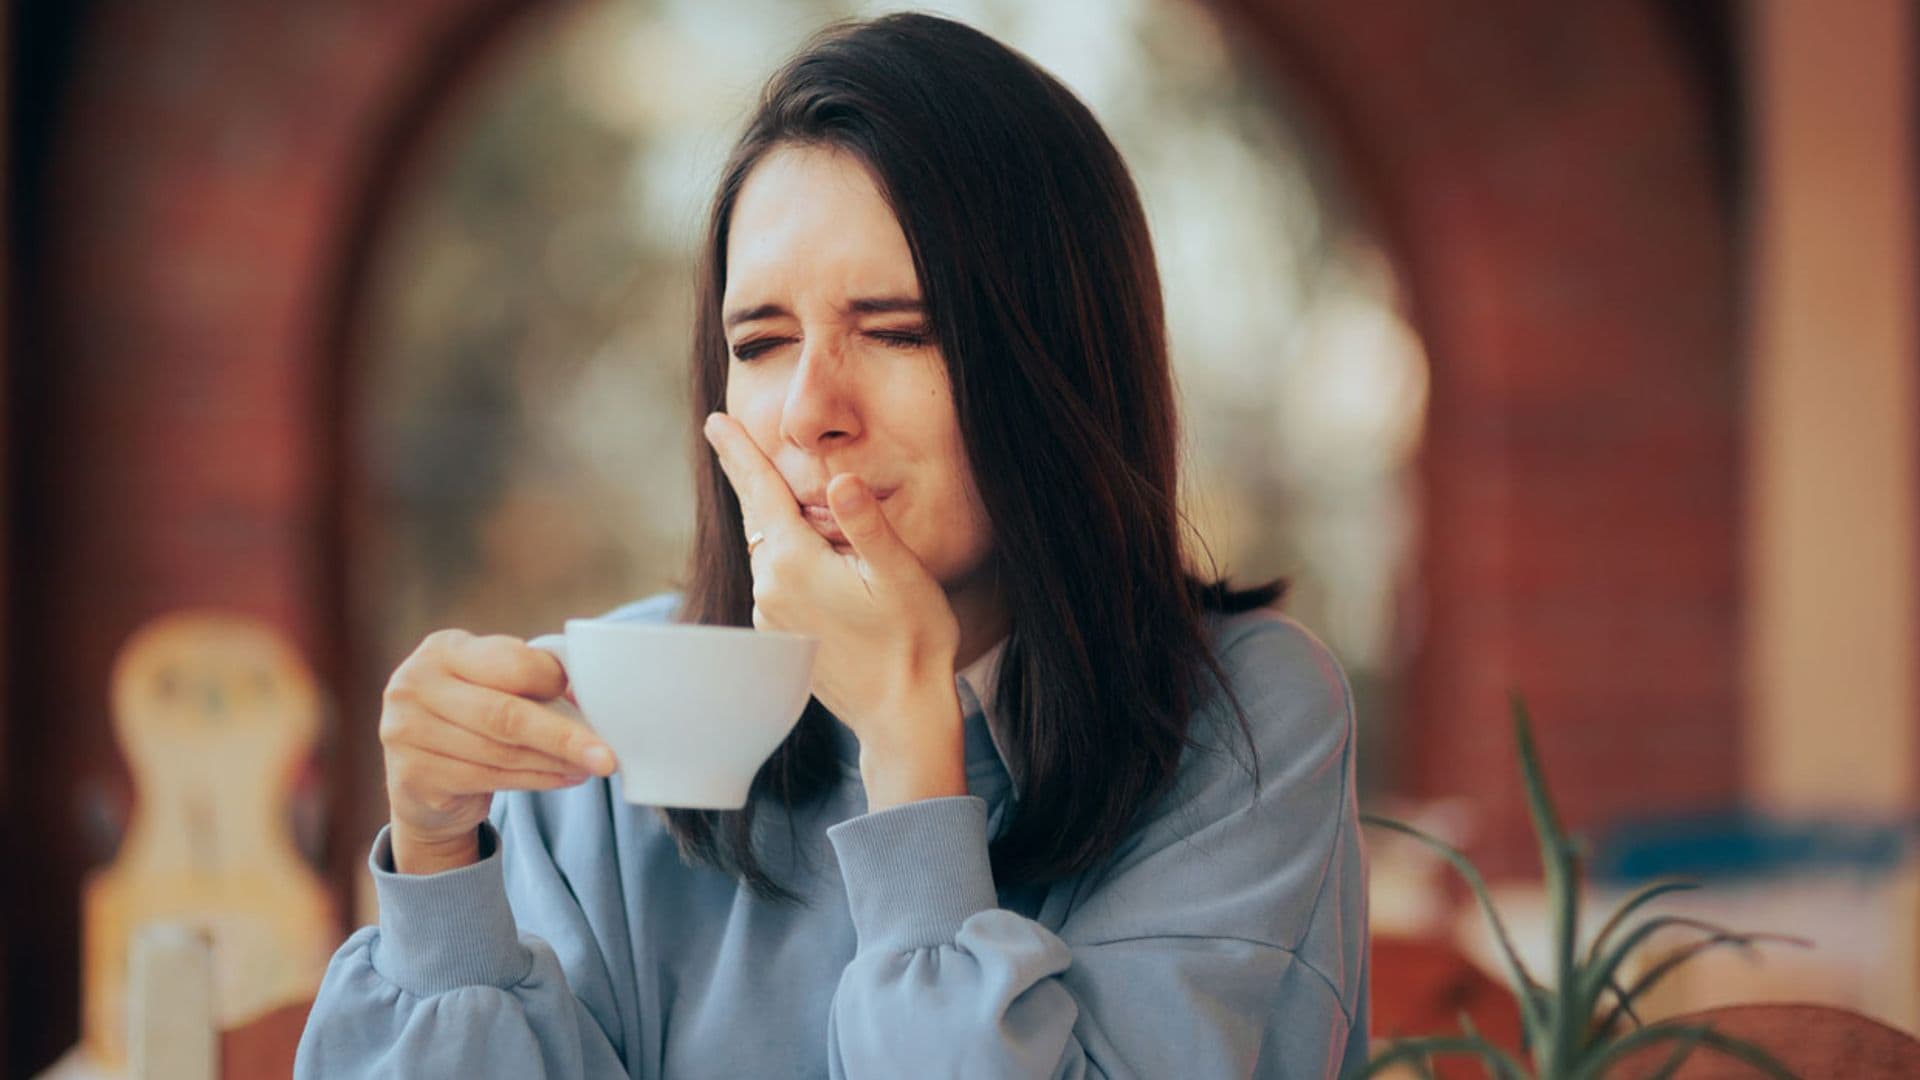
left=1597, top=928, right=1813, bottom=1033
left=1362, top=813, right=1550, bottom=1041
left=1572, top=1021, right=1798, bottom=1080
left=1583, top=913, right=1810, bottom=1021
left=1640, top=1025, right=1708, bottom=1080
left=1348, top=1035, right=1514, bottom=1080
left=1603, top=972, right=1644, bottom=1032
left=1586, top=879, right=1700, bottom=968
left=1455, top=1012, right=1530, bottom=1080
left=1585, top=914, right=1753, bottom=1003
left=1511, top=693, right=1584, bottom=1073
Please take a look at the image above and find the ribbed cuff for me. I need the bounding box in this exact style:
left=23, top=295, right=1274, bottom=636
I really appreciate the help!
left=368, top=822, right=532, bottom=995
left=827, top=796, right=999, bottom=952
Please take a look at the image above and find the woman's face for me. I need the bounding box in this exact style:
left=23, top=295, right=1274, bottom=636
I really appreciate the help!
left=721, top=144, right=996, bottom=595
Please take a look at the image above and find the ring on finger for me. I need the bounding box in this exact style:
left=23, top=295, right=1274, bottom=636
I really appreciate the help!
left=746, top=530, right=767, bottom=554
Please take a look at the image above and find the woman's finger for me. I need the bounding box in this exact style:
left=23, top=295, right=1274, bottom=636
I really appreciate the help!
left=703, top=411, right=808, bottom=538
left=386, top=699, right=588, bottom=778
left=431, top=630, right=570, bottom=700
left=826, top=472, right=924, bottom=589
left=408, top=744, right=592, bottom=795
left=399, top=675, right=615, bottom=776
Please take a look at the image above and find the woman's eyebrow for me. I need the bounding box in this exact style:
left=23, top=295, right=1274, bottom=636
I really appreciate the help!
left=846, top=296, right=923, bottom=316
left=723, top=296, right=923, bottom=329
left=724, top=303, right=787, bottom=330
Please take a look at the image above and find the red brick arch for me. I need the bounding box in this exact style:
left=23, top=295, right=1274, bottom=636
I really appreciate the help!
left=1210, top=0, right=1739, bottom=875
left=8, top=0, right=1735, bottom=1069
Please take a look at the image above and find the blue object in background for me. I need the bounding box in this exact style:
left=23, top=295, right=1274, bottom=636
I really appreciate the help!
left=1589, top=810, right=1914, bottom=886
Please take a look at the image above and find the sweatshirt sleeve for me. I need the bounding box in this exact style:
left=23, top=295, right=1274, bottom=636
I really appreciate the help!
left=823, top=613, right=1369, bottom=1079
left=294, top=815, right=631, bottom=1079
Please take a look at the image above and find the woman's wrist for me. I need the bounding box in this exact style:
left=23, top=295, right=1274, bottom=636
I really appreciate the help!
left=860, top=752, right=968, bottom=811
left=857, top=684, right=968, bottom=812
left=390, top=822, right=483, bottom=875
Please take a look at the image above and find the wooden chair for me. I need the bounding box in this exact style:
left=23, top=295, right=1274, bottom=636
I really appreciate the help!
left=75, top=612, right=337, bottom=1077
left=1607, top=1003, right=1920, bottom=1078
left=43, top=924, right=320, bottom=1080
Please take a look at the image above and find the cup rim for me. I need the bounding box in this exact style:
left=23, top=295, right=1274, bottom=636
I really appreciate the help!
left=563, top=617, right=814, bottom=645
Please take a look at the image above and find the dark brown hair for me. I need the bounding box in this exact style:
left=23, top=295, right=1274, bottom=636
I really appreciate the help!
left=672, top=12, right=1284, bottom=898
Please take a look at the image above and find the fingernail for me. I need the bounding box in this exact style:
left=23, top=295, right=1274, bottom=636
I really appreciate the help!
left=833, top=475, right=870, bottom=510
left=585, top=746, right=615, bottom=774
left=703, top=412, right=724, bottom=439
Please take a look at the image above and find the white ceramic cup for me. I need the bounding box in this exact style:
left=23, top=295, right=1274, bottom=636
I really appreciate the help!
left=528, top=619, right=817, bottom=808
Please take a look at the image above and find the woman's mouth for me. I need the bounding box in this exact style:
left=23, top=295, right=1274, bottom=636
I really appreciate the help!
left=799, top=489, right=894, bottom=546
left=801, top=503, right=848, bottom=544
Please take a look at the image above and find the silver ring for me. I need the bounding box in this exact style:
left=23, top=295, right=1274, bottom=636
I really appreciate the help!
left=745, top=530, right=767, bottom=554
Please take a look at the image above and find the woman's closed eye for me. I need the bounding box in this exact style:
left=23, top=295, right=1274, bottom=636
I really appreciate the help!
left=730, top=336, right=792, bottom=362
left=729, top=328, right=932, bottom=362
left=866, top=327, right=933, bottom=349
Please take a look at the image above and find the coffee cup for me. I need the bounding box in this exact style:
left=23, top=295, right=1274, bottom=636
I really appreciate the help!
left=528, top=619, right=817, bottom=808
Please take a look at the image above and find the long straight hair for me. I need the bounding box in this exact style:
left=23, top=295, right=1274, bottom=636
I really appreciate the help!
left=671, top=13, right=1284, bottom=898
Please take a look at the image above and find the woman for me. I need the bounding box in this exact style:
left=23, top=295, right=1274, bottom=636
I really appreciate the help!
left=298, top=12, right=1368, bottom=1078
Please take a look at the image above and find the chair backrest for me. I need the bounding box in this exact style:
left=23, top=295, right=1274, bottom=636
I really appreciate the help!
left=81, top=612, right=337, bottom=1071
left=1607, top=1003, right=1920, bottom=1079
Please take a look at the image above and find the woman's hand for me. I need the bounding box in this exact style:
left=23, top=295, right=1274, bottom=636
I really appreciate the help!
left=703, top=411, right=967, bottom=810
left=380, top=630, right=617, bottom=873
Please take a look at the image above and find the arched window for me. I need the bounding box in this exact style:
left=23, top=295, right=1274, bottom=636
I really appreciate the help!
left=352, top=0, right=1426, bottom=854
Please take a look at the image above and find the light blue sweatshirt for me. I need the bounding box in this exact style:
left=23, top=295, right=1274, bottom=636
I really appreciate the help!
left=296, top=594, right=1369, bottom=1078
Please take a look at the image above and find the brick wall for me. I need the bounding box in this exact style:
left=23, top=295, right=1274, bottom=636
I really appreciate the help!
left=7, top=1, right=538, bottom=1071
left=1214, top=0, right=1743, bottom=876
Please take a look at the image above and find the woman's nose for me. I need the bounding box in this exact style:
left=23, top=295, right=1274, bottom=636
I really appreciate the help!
left=778, top=336, right=862, bottom=449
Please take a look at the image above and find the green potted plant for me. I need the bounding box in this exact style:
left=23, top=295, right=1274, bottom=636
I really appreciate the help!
left=1353, top=693, right=1808, bottom=1079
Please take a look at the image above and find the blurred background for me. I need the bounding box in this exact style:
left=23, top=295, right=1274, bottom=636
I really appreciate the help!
left=4, top=0, right=1915, bottom=1075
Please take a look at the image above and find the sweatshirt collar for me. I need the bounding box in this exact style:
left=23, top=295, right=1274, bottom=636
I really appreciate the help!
left=955, top=636, right=1021, bottom=792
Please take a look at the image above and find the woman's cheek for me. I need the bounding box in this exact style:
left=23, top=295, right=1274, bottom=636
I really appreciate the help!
left=930, top=500, right=995, bottom=584
left=723, top=370, right=783, bottom=438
